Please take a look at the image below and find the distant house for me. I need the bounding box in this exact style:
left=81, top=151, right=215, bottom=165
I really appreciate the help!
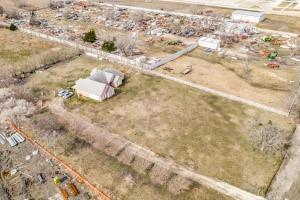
left=75, top=78, right=115, bottom=101
left=75, top=68, right=124, bottom=101
left=198, top=37, right=221, bottom=50
left=90, top=68, right=124, bottom=88
left=232, top=10, right=265, bottom=23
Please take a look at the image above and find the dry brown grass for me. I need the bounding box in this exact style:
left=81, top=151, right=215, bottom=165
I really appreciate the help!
left=27, top=111, right=234, bottom=200
left=258, top=14, right=300, bottom=33
left=0, top=0, right=50, bottom=10
left=157, top=48, right=298, bottom=110
left=0, top=29, right=79, bottom=84
left=23, top=55, right=296, bottom=196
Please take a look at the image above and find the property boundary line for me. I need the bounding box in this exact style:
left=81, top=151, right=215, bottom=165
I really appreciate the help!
left=0, top=21, right=289, bottom=116
left=50, top=101, right=267, bottom=200
left=6, top=119, right=112, bottom=200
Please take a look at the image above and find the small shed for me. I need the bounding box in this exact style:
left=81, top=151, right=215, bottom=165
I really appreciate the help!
left=232, top=10, right=265, bottom=23
left=198, top=37, right=221, bottom=50
left=75, top=79, right=115, bottom=101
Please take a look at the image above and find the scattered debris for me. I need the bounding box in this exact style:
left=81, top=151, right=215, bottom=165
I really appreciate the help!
left=181, top=65, right=192, bottom=75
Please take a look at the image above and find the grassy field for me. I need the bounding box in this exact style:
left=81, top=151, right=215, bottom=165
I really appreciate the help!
left=0, top=28, right=54, bottom=64
left=157, top=48, right=298, bottom=110
left=24, top=55, right=295, bottom=196
left=0, top=28, right=78, bottom=79
left=257, top=14, right=300, bottom=33
left=23, top=55, right=234, bottom=199
left=25, top=111, right=233, bottom=200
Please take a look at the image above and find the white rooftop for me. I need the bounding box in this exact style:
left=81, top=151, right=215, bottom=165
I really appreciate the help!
left=199, top=37, right=220, bottom=43
left=232, top=10, right=265, bottom=17
left=75, top=79, right=107, bottom=96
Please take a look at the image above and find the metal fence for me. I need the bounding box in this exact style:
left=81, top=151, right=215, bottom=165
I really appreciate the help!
left=150, top=43, right=198, bottom=69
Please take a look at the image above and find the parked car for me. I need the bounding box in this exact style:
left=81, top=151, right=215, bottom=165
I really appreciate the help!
left=58, top=89, right=73, bottom=99
left=58, top=89, right=69, bottom=97
left=63, top=91, right=73, bottom=99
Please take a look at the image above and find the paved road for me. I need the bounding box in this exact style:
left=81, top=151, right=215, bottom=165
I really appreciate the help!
left=160, top=0, right=300, bottom=17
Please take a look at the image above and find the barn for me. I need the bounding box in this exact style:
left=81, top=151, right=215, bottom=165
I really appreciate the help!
left=232, top=10, right=265, bottom=23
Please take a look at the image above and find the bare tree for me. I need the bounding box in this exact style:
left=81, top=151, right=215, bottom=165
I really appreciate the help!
left=241, top=58, right=252, bottom=80
left=29, top=11, right=41, bottom=26
left=131, top=11, right=144, bottom=24
left=287, top=37, right=300, bottom=57
left=170, top=18, right=183, bottom=35
left=4, top=7, right=21, bottom=19
left=287, top=80, right=300, bottom=121
left=0, top=6, right=4, bottom=15
left=0, top=88, right=34, bottom=126
left=102, top=6, right=114, bottom=21
left=34, top=114, right=65, bottom=133
left=116, top=33, right=138, bottom=56
left=249, top=121, right=290, bottom=154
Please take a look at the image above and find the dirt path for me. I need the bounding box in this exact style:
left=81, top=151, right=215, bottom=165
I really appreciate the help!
left=266, top=125, right=300, bottom=200
left=49, top=99, right=266, bottom=200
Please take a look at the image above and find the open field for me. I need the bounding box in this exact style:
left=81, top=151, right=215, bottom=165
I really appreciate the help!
left=157, top=48, right=299, bottom=110
left=23, top=111, right=233, bottom=200
left=0, top=0, right=50, bottom=9
left=1, top=4, right=300, bottom=200
left=65, top=73, right=295, bottom=195
left=19, top=51, right=236, bottom=198
left=0, top=28, right=54, bottom=65
left=23, top=54, right=296, bottom=196
left=0, top=28, right=79, bottom=85
left=257, top=14, right=300, bottom=34
left=4, top=46, right=234, bottom=199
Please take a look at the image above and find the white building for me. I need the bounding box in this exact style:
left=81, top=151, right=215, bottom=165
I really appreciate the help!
left=198, top=37, right=221, bottom=50
left=90, top=68, right=124, bottom=88
left=75, top=79, right=115, bottom=101
left=232, top=10, right=265, bottom=23
left=75, top=68, right=124, bottom=101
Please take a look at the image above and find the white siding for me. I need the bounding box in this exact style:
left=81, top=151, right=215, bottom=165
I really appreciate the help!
left=198, top=37, right=221, bottom=50
left=232, top=11, right=265, bottom=23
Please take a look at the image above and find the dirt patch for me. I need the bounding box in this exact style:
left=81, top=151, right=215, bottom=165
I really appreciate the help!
left=168, top=175, right=194, bottom=195
left=157, top=48, right=297, bottom=110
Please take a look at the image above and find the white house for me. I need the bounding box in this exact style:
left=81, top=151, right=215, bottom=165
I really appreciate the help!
left=90, top=68, right=124, bottom=88
left=232, top=10, right=265, bottom=23
left=75, top=68, right=124, bottom=101
left=198, top=37, right=221, bottom=50
left=75, top=78, right=115, bottom=101
left=103, top=68, right=125, bottom=88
